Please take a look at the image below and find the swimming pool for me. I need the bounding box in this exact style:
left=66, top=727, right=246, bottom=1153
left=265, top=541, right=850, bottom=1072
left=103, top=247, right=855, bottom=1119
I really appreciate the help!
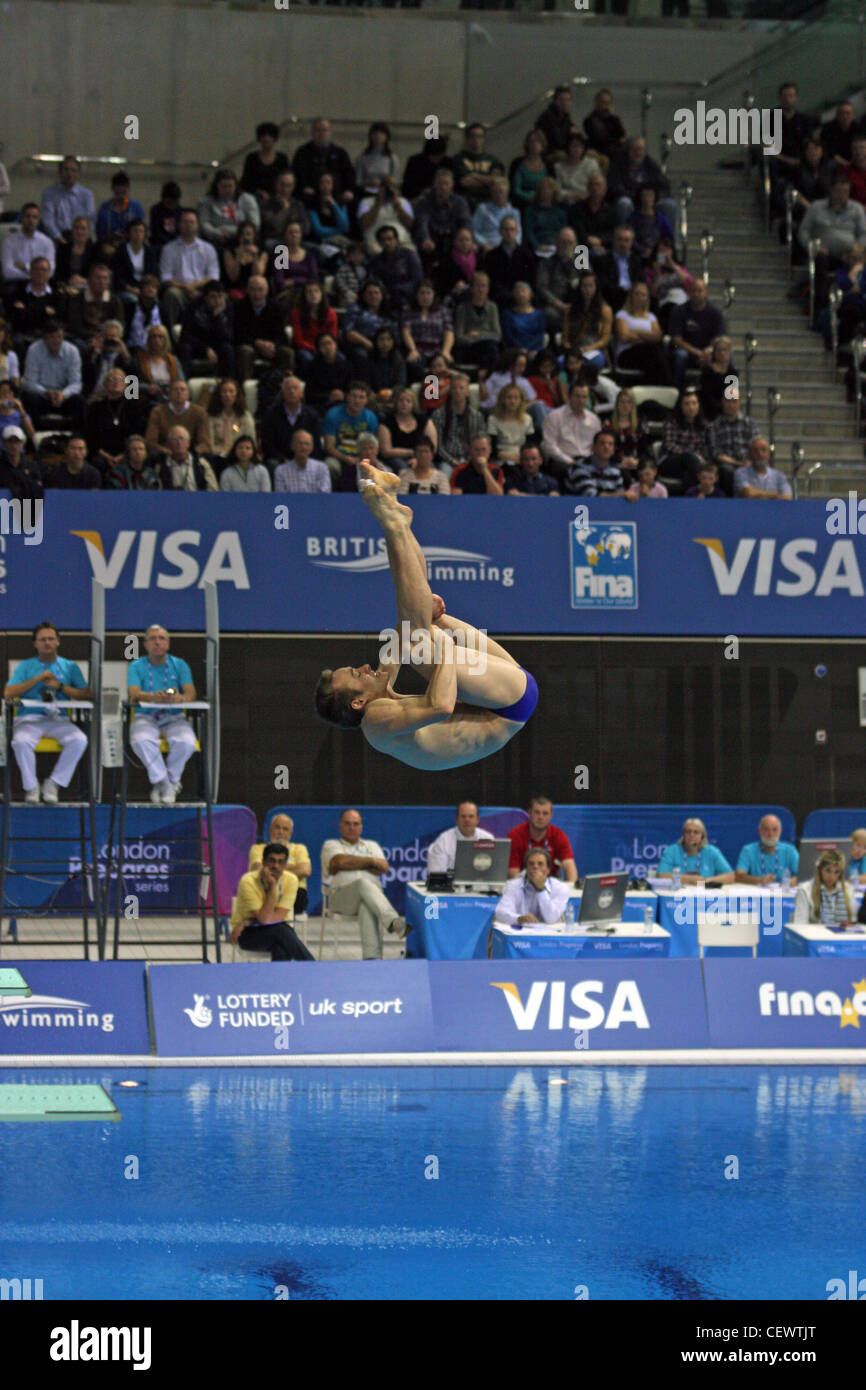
left=0, top=1065, right=862, bottom=1300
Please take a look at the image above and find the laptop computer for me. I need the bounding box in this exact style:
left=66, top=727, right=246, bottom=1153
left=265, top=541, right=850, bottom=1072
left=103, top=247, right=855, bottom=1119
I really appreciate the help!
left=452, top=838, right=511, bottom=893
left=577, top=872, right=629, bottom=929
left=798, top=837, right=853, bottom=881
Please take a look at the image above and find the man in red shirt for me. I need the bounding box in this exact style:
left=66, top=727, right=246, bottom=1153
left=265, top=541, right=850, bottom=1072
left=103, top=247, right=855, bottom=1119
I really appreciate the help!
left=507, top=796, right=577, bottom=882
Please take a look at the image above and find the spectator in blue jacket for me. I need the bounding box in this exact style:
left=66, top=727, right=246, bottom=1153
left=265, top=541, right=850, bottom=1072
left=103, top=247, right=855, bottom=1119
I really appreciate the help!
left=95, top=172, right=145, bottom=249
left=502, top=282, right=546, bottom=353
left=656, top=818, right=735, bottom=884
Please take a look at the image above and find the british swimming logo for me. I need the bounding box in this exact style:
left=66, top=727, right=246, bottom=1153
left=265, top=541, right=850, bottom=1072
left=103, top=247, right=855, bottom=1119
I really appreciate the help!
left=570, top=523, right=638, bottom=609
left=306, top=536, right=515, bottom=587
left=0, top=969, right=114, bottom=1033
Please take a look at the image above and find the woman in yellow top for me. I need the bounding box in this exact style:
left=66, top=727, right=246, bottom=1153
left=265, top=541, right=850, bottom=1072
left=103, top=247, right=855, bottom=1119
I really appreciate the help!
left=248, top=812, right=312, bottom=915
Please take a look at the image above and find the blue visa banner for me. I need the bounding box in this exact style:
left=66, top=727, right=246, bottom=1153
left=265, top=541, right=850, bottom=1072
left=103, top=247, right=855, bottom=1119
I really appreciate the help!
left=0, top=962, right=149, bottom=1055
left=704, top=959, right=866, bottom=1049
left=149, top=961, right=434, bottom=1056
left=429, top=960, right=710, bottom=1051
left=264, top=804, right=523, bottom=915
left=4, top=495, right=864, bottom=636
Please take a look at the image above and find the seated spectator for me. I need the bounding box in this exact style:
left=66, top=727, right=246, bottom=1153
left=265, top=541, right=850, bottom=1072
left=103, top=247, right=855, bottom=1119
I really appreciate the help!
left=559, top=427, right=627, bottom=496
left=450, top=434, right=504, bottom=495
left=613, top=282, right=668, bottom=383
left=625, top=458, right=667, bottom=501
left=570, top=173, right=618, bottom=256
left=367, top=225, right=422, bottom=314
left=843, top=136, right=866, bottom=208
left=149, top=181, right=183, bottom=248
left=733, top=437, right=792, bottom=500
left=95, top=171, right=145, bottom=251
left=219, top=434, right=271, bottom=492
left=65, top=263, right=125, bottom=348
left=233, top=274, right=292, bottom=383
left=222, top=220, right=268, bottom=300
left=198, top=168, right=260, bottom=248
left=52, top=215, right=96, bottom=294
left=735, top=814, right=798, bottom=886
left=582, top=87, right=627, bottom=160
left=145, top=378, right=210, bottom=458
left=136, top=323, right=183, bottom=407
left=159, top=209, right=220, bottom=333
left=502, top=282, right=546, bottom=353
left=85, top=366, right=141, bottom=481
left=798, top=178, right=866, bottom=325
left=791, top=137, right=833, bottom=230
left=452, top=123, right=504, bottom=209
left=523, top=177, right=567, bottom=255
left=1, top=203, right=55, bottom=293
left=260, top=170, right=311, bottom=252
left=271, top=219, right=320, bottom=307
left=596, top=225, right=644, bottom=314
left=472, top=176, right=522, bottom=253
left=659, top=389, right=711, bottom=493
left=669, top=278, right=725, bottom=389
left=344, top=278, right=397, bottom=370
left=644, top=235, right=693, bottom=331
left=0, top=425, right=42, bottom=500
left=305, top=332, right=352, bottom=416
left=248, top=812, right=312, bottom=915
left=554, top=131, right=602, bottom=206
left=240, top=122, right=291, bottom=200
left=356, top=121, right=401, bottom=195
left=292, top=117, right=356, bottom=207
left=698, top=335, right=736, bottom=421
left=358, top=177, right=414, bottom=256
left=528, top=348, right=566, bottom=410
left=628, top=185, right=673, bottom=263
left=401, top=280, right=454, bottom=375
left=683, top=461, right=725, bottom=499
left=453, top=270, right=501, bottom=373
left=157, top=423, right=218, bottom=491
left=402, top=135, right=453, bottom=204
left=398, top=437, right=450, bottom=495
left=562, top=270, right=613, bottom=371
left=412, top=168, right=471, bottom=278
left=509, top=129, right=550, bottom=212
left=378, top=386, right=436, bottom=467
left=496, top=848, right=571, bottom=928
left=436, top=227, right=479, bottom=302
left=289, top=280, right=338, bottom=374
left=822, top=102, right=862, bottom=167
left=332, top=241, right=369, bottom=310
left=80, top=320, right=131, bottom=402
left=656, top=818, right=735, bottom=884
left=113, top=219, right=160, bottom=304
left=307, top=172, right=351, bottom=262
left=483, top=215, right=536, bottom=309
left=488, top=382, right=535, bottom=463
left=482, top=345, right=548, bottom=435
left=536, top=84, right=575, bottom=161
left=115, top=434, right=161, bottom=490
left=124, top=274, right=163, bottom=352
left=320, top=808, right=406, bottom=960
left=273, top=427, right=331, bottom=493
left=44, top=433, right=101, bottom=490
left=607, top=387, right=651, bottom=481
left=535, top=227, right=582, bottom=335
left=322, top=379, right=380, bottom=490
left=848, top=828, right=866, bottom=880
left=178, top=280, right=235, bottom=377
left=230, top=841, right=314, bottom=963
left=0, top=380, right=34, bottom=447
left=362, top=325, right=407, bottom=408
left=707, top=389, right=758, bottom=496
left=419, top=353, right=451, bottom=413
left=22, top=324, right=84, bottom=429
left=261, top=372, right=322, bottom=464
left=819, top=242, right=866, bottom=349
left=205, top=378, right=256, bottom=464
left=793, top=849, right=858, bottom=927
left=9, top=257, right=60, bottom=352
left=505, top=441, right=558, bottom=496
left=40, top=155, right=95, bottom=242
left=608, top=136, right=677, bottom=232
left=430, top=372, right=483, bottom=477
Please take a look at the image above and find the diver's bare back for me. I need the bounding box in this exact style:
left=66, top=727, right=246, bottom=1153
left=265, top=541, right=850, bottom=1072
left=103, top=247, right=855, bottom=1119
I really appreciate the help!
left=362, top=697, right=521, bottom=770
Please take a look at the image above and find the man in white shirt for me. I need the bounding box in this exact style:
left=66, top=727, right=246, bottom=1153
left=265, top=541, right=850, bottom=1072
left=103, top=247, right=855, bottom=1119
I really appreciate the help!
left=158, top=209, right=220, bottom=331
left=495, top=848, right=572, bottom=928
left=1, top=204, right=56, bottom=288
left=39, top=157, right=95, bottom=241
left=541, top=382, right=603, bottom=483
left=320, top=808, right=405, bottom=959
left=426, top=800, right=489, bottom=875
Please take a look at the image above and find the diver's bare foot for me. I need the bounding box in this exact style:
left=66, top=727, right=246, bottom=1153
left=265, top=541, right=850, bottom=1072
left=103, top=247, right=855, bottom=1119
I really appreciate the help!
left=431, top=594, right=446, bottom=622
left=360, top=460, right=400, bottom=492
left=361, top=482, right=409, bottom=528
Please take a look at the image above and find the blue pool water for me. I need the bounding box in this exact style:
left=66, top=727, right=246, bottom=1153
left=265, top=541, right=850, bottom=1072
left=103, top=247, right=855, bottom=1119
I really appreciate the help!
left=0, top=1065, right=863, bottom=1300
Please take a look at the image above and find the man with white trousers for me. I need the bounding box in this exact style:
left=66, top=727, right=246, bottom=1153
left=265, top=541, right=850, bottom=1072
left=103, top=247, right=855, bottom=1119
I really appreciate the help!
left=4, top=621, right=91, bottom=803
left=126, top=625, right=197, bottom=805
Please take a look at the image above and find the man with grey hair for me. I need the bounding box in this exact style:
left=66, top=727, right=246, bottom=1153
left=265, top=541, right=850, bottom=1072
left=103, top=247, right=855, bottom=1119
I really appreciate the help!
left=273, top=429, right=331, bottom=493
left=127, top=626, right=197, bottom=805
left=145, top=378, right=211, bottom=458
left=733, top=437, right=792, bottom=500
left=656, top=818, right=735, bottom=885
left=535, top=226, right=582, bottom=334
left=157, top=425, right=218, bottom=492
left=321, top=809, right=405, bottom=959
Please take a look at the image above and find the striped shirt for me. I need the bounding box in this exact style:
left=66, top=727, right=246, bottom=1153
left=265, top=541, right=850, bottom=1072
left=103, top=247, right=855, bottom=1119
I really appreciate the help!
left=561, top=456, right=625, bottom=496
left=273, top=457, right=332, bottom=493
left=820, top=885, right=851, bottom=926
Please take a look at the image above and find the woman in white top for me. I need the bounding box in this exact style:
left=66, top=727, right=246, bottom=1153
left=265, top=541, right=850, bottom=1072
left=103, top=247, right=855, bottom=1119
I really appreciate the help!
left=792, top=849, right=858, bottom=927
left=613, top=282, right=670, bottom=383
left=219, top=435, right=272, bottom=492
left=488, top=383, right=534, bottom=463
left=206, top=377, right=257, bottom=460
left=553, top=132, right=602, bottom=205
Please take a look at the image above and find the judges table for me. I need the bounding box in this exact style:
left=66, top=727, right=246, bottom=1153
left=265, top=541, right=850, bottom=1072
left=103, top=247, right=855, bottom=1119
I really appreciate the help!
left=490, top=921, right=670, bottom=960
left=651, top=883, right=796, bottom=957
left=785, top=923, right=866, bottom=957
left=406, top=883, right=658, bottom=960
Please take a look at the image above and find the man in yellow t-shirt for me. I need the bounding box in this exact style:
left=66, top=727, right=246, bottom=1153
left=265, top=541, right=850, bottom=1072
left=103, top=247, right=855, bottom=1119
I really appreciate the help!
left=231, top=842, right=315, bottom=961
left=248, top=812, right=311, bottom=915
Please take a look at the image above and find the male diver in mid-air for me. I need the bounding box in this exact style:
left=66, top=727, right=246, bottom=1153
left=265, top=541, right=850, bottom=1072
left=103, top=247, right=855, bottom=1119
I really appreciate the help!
left=314, top=462, right=537, bottom=770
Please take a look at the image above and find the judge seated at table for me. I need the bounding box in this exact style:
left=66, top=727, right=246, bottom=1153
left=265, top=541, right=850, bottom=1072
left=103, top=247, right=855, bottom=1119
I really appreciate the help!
left=494, top=848, right=572, bottom=928
left=735, top=814, right=798, bottom=886
left=792, top=849, right=858, bottom=928
left=655, top=817, right=735, bottom=885
left=426, top=800, right=490, bottom=875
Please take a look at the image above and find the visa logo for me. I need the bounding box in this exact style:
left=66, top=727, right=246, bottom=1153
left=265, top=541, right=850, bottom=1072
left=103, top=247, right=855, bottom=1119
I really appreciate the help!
left=72, top=530, right=250, bottom=590
left=695, top=538, right=864, bottom=598
left=490, top=980, right=649, bottom=1031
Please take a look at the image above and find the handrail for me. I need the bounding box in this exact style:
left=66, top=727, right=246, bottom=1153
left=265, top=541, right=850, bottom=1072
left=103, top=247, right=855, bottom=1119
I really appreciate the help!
left=698, top=1, right=829, bottom=94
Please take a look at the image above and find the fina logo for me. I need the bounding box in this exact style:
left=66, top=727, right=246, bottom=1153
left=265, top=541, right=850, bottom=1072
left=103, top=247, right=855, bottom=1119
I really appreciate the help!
left=72, top=530, right=250, bottom=590
left=694, top=537, right=865, bottom=598
left=759, top=979, right=866, bottom=1030
left=306, top=536, right=514, bottom=586
left=570, top=524, right=637, bottom=609
left=491, top=979, right=649, bottom=1031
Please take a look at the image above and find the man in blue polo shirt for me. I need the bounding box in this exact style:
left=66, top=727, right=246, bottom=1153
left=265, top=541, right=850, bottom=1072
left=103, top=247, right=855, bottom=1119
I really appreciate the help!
left=126, top=625, right=197, bottom=805
left=656, top=817, right=735, bottom=885
left=322, top=381, right=379, bottom=492
left=736, top=814, right=799, bottom=886
left=3, top=620, right=91, bottom=803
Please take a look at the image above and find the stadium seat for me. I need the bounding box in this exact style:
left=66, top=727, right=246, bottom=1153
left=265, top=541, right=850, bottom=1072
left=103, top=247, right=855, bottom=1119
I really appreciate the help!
left=242, top=379, right=258, bottom=415
left=318, top=883, right=352, bottom=961
left=33, top=430, right=72, bottom=451
left=469, top=383, right=481, bottom=410
left=188, top=377, right=217, bottom=405
left=697, top=913, right=759, bottom=959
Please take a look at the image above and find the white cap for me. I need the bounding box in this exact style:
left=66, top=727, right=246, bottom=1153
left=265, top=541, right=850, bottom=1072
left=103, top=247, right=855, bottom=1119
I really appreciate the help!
left=2, top=425, right=25, bottom=441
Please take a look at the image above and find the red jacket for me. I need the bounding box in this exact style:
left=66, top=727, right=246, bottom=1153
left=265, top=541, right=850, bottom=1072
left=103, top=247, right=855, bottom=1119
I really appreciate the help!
left=289, top=305, right=338, bottom=354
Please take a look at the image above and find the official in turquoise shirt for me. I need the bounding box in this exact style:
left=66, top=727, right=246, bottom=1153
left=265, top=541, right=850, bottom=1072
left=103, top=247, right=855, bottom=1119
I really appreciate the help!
left=126, top=624, right=197, bottom=806
left=3, top=620, right=91, bottom=803
left=656, top=818, right=735, bottom=884
left=736, top=814, right=799, bottom=885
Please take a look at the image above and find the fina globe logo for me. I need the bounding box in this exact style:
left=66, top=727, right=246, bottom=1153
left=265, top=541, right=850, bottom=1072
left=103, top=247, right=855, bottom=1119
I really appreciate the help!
left=306, top=535, right=515, bottom=586
left=491, top=979, right=650, bottom=1031
left=759, top=979, right=866, bottom=1030
left=694, top=537, right=865, bottom=597
left=71, top=529, right=250, bottom=590
left=570, top=523, right=637, bottom=609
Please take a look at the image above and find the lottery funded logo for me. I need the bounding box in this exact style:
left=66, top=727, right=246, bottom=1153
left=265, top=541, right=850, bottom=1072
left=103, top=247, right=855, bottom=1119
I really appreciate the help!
left=570, top=522, right=637, bottom=609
